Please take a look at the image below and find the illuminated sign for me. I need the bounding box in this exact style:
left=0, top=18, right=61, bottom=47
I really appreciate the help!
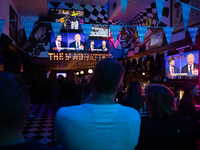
left=48, top=53, right=110, bottom=61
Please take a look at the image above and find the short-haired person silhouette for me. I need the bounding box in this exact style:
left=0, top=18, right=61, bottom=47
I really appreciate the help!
left=135, top=84, right=197, bottom=150
left=55, top=58, right=141, bottom=150
left=0, top=71, right=55, bottom=150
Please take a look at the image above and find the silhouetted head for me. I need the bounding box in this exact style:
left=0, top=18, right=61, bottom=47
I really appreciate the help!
left=91, top=58, right=125, bottom=95
left=145, top=84, right=175, bottom=118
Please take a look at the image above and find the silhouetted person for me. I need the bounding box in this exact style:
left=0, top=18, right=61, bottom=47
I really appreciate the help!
left=0, top=71, right=55, bottom=150
left=55, top=58, right=141, bottom=150
left=135, top=84, right=197, bottom=150
left=119, top=81, right=145, bottom=114
left=178, top=82, right=200, bottom=139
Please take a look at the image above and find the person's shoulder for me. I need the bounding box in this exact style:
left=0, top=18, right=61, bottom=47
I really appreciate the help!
left=174, top=114, right=195, bottom=130
left=118, top=104, right=140, bottom=117
left=182, top=64, right=188, bottom=68
left=70, top=41, right=75, bottom=44
left=56, top=105, right=86, bottom=116
left=175, top=66, right=179, bottom=69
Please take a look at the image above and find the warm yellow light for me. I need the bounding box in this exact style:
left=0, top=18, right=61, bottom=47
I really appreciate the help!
left=142, top=72, right=145, bottom=75
left=88, top=69, right=93, bottom=74
left=80, top=71, right=84, bottom=74
left=76, top=72, right=79, bottom=75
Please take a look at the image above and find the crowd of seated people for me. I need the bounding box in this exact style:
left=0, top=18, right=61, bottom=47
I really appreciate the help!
left=1, top=58, right=200, bottom=149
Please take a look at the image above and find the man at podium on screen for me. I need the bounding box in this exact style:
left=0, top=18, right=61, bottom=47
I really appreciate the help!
left=51, top=34, right=67, bottom=51
left=99, top=40, right=108, bottom=51
left=181, top=53, right=199, bottom=74
left=69, top=34, right=85, bottom=50
left=166, top=57, right=180, bottom=79
left=88, top=40, right=97, bottom=51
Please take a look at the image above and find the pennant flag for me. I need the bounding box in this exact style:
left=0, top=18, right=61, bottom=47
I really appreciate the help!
left=81, top=24, right=93, bottom=41
left=155, top=0, right=165, bottom=23
left=48, top=2, right=54, bottom=10
left=51, top=22, right=63, bottom=40
left=188, top=27, right=198, bottom=45
left=110, top=25, right=121, bottom=43
left=22, top=20, right=35, bottom=40
left=182, top=2, right=191, bottom=31
left=164, top=50, right=169, bottom=59
left=153, top=53, right=157, bottom=62
left=121, top=0, right=129, bottom=14
left=104, top=3, right=109, bottom=12
left=163, top=27, right=174, bottom=45
left=21, top=16, right=38, bottom=22
left=57, top=3, right=68, bottom=9
left=0, top=20, right=5, bottom=37
left=136, top=26, right=147, bottom=44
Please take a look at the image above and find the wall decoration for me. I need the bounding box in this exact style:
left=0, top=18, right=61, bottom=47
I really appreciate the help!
left=188, top=27, right=198, bottom=44
left=121, top=0, right=129, bottom=14
left=163, top=27, right=174, bottom=45
left=171, top=0, right=200, bottom=32
left=149, top=29, right=164, bottom=49
left=155, top=0, right=166, bottom=23
left=22, top=21, right=35, bottom=40
left=181, top=2, right=191, bottom=31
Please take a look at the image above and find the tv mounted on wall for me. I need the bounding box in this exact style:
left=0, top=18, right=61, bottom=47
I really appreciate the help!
left=165, top=50, right=199, bottom=80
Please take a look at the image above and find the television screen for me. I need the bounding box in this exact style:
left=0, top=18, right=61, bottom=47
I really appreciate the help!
left=56, top=73, right=67, bottom=78
left=49, top=9, right=84, bottom=31
left=87, top=39, right=109, bottom=52
left=165, top=50, right=199, bottom=79
left=89, top=25, right=111, bottom=38
left=50, top=32, right=86, bottom=51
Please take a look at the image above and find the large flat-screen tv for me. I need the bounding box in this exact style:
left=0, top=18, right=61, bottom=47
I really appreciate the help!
left=49, top=9, right=84, bottom=32
left=165, top=50, right=199, bottom=79
left=87, top=39, right=109, bottom=52
left=89, top=25, right=111, bottom=38
left=50, top=32, right=86, bottom=52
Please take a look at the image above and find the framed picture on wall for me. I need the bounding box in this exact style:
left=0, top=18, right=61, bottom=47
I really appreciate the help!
left=171, top=0, right=200, bottom=33
left=9, top=5, right=18, bottom=41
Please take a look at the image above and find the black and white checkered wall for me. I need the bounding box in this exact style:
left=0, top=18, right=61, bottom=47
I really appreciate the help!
left=48, top=2, right=128, bottom=25
left=129, top=0, right=170, bottom=27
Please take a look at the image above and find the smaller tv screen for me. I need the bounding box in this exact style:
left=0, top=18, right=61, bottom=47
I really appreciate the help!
left=49, top=9, right=84, bottom=31
left=87, top=39, right=109, bottom=52
left=89, top=25, right=111, bottom=38
left=56, top=73, right=67, bottom=78
left=165, top=50, right=199, bottom=79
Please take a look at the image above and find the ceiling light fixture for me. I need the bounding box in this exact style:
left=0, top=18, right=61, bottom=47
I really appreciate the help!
left=88, top=69, right=93, bottom=74
left=80, top=71, right=84, bottom=74
left=76, top=72, right=79, bottom=75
